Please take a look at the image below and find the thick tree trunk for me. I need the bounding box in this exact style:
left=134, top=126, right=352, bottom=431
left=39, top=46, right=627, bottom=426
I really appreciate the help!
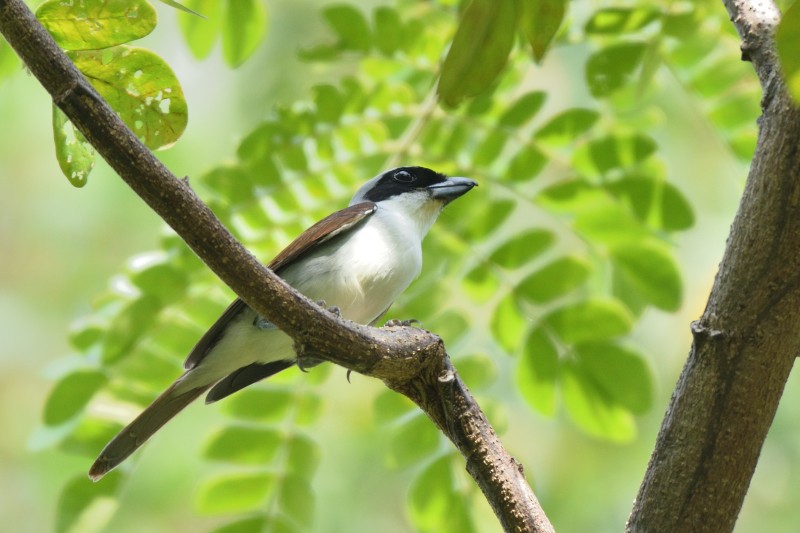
left=628, top=1, right=800, bottom=531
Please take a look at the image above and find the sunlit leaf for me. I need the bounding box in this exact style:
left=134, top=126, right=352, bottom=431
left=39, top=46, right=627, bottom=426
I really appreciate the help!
left=52, top=105, right=95, bottom=187
left=0, top=39, right=21, bottom=84
left=456, top=354, right=498, bottom=390
left=203, top=426, right=283, bottom=464
left=60, top=417, right=122, bottom=457
left=504, top=145, right=548, bottom=181
left=777, top=0, right=800, bottom=103
left=584, top=7, right=659, bottom=35
left=521, top=0, right=567, bottom=63
left=387, top=414, right=440, bottom=469
left=611, top=240, right=682, bottom=311
left=606, top=176, right=695, bottom=231
left=573, top=199, right=648, bottom=245
left=586, top=42, right=646, bottom=98
left=462, top=264, right=500, bottom=302
left=489, top=228, right=554, bottom=269
left=280, top=475, right=315, bottom=527
left=517, top=327, right=559, bottom=416
left=196, top=472, right=276, bottom=514
left=561, top=360, right=636, bottom=441
left=219, top=388, right=294, bottom=422
left=222, top=0, right=268, bottom=67
left=374, top=389, right=416, bottom=425
left=37, top=0, right=156, bottom=50
left=518, top=255, right=591, bottom=304
left=286, top=434, right=320, bottom=480
left=490, top=293, right=529, bottom=354
left=70, top=46, right=188, bottom=150
left=545, top=299, right=633, bottom=343
left=498, top=91, right=546, bottom=126
left=211, top=517, right=266, bottom=533
left=56, top=473, right=120, bottom=533
left=439, top=0, right=518, bottom=106
left=534, top=108, right=600, bottom=145
left=575, top=342, right=653, bottom=414
left=574, top=133, right=657, bottom=175
left=374, top=6, right=403, bottom=55
left=323, top=4, right=371, bottom=52
left=410, top=456, right=475, bottom=533
left=180, top=0, right=221, bottom=59
left=44, top=370, right=107, bottom=426
left=101, top=294, right=162, bottom=364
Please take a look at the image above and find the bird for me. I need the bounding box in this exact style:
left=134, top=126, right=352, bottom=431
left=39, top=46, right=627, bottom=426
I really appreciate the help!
left=88, top=166, right=477, bottom=480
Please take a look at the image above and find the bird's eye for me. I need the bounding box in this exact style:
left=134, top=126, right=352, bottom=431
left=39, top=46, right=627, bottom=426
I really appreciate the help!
left=393, top=170, right=415, bottom=183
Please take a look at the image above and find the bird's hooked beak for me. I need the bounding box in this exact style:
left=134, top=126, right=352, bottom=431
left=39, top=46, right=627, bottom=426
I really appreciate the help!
left=427, top=176, right=478, bottom=203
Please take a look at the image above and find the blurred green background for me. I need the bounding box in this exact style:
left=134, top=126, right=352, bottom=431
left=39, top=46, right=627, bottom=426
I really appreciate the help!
left=2, top=1, right=800, bottom=532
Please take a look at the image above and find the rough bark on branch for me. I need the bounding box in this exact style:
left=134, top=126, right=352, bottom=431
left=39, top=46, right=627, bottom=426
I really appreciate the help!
left=0, top=0, right=553, bottom=531
left=628, top=1, right=800, bottom=531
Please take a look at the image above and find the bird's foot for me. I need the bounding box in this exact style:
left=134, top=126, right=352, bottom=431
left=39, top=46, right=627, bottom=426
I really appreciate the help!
left=385, top=318, right=422, bottom=328
left=315, top=300, right=341, bottom=317
left=296, top=355, right=324, bottom=372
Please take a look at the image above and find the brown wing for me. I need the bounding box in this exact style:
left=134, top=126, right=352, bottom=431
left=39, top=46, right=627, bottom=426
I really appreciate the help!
left=182, top=201, right=378, bottom=370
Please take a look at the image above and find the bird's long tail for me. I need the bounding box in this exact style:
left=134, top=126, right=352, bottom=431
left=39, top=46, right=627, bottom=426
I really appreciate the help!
left=88, top=380, right=210, bottom=481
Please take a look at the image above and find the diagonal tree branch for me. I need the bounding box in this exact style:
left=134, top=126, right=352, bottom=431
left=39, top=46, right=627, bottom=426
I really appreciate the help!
left=627, top=0, right=800, bottom=531
left=0, top=0, right=553, bottom=531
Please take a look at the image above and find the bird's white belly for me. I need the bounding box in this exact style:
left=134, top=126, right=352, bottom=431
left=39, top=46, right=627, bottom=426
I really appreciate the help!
left=181, top=211, right=423, bottom=389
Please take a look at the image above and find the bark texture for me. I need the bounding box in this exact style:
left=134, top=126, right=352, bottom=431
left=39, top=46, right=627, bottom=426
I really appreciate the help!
left=628, top=1, right=800, bottom=531
left=0, top=0, right=553, bottom=531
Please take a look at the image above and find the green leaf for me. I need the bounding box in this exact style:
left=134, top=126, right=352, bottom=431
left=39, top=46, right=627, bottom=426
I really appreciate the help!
left=196, top=472, right=276, bottom=515
left=180, top=0, right=221, bottom=59
left=573, top=198, right=648, bottom=245
left=286, top=434, right=320, bottom=480
left=584, top=7, right=659, bottom=35
left=439, top=0, right=518, bottom=106
left=521, top=0, right=567, bottom=63
left=211, top=517, right=266, bottom=533
left=690, top=58, right=752, bottom=99
left=449, top=197, right=515, bottom=240
left=280, top=475, right=315, bottom=527
left=56, top=473, right=120, bottom=533
left=410, top=457, right=475, bottom=533
left=489, top=228, right=555, bottom=269
left=607, top=176, right=695, bottom=231
left=777, top=0, right=800, bottom=103
left=586, top=42, right=646, bottom=98
left=374, top=389, right=416, bottom=425
left=203, top=426, right=283, bottom=464
left=561, top=360, right=636, bottom=442
left=504, top=144, right=548, bottom=181
left=100, top=294, right=162, bottom=363
left=574, top=133, right=657, bottom=175
left=518, top=255, right=591, bottom=304
left=707, top=93, right=759, bottom=130
left=70, top=46, right=188, bottom=150
left=610, top=240, right=682, bottom=311
left=323, top=5, right=371, bottom=52
left=516, top=328, right=559, bottom=416
left=44, top=370, right=107, bottom=426
left=534, top=108, right=600, bottom=145
left=498, top=91, right=546, bottom=127
left=60, top=417, right=122, bottom=457
left=374, top=6, right=403, bottom=55
left=219, top=388, right=294, bottom=422
left=52, top=105, right=95, bottom=187
left=473, top=130, right=508, bottom=166
left=545, top=299, right=633, bottom=343
left=312, top=84, right=345, bottom=124
left=387, top=414, right=440, bottom=469
left=36, top=0, right=156, bottom=50
left=462, top=264, right=500, bottom=302
left=456, top=354, right=498, bottom=390
left=490, top=293, right=529, bottom=354
left=129, top=256, right=190, bottom=304
left=575, top=342, right=653, bottom=414
left=0, top=39, right=21, bottom=84
left=222, top=0, right=268, bottom=67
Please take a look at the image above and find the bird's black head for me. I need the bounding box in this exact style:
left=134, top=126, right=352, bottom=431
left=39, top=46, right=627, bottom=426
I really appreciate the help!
left=360, top=167, right=450, bottom=203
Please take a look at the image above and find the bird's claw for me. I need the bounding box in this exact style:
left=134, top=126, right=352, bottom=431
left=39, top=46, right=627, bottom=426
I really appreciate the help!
left=297, top=355, right=324, bottom=372
left=315, top=300, right=341, bottom=317
left=384, top=318, right=422, bottom=328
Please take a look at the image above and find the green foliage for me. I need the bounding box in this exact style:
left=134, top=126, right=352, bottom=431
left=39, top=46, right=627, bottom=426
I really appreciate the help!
left=52, top=105, right=95, bottom=187
left=32, top=0, right=763, bottom=530
left=36, top=0, right=157, bottom=50
left=777, top=0, right=800, bottom=102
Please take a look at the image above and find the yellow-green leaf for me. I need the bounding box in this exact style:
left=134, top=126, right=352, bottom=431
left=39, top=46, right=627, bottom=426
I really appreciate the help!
left=222, top=0, right=268, bottom=67
left=37, top=0, right=156, bottom=51
left=52, top=105, right=95, bottom=187
left=777, top=0, right=800, bottom=103
left=70, top=46, right=188, bottom=150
